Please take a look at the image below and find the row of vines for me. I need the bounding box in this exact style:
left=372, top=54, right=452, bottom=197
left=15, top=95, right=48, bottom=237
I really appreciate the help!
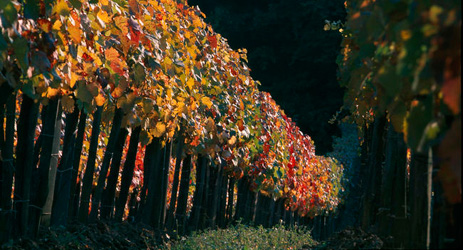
left=334, top=0, right=461, bottom=249
left=0, top=0, right=343, bottom=242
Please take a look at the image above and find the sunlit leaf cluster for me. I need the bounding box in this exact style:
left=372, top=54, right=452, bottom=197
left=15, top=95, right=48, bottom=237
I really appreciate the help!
left=0, top=0, right=344, bottom=215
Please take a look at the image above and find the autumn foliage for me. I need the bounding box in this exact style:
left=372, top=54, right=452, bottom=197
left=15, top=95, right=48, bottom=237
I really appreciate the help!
left=0, top=0, right=343, bottom=241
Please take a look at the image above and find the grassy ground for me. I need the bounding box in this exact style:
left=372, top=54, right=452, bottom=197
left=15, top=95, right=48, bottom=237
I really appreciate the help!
left=3, top=221, right=316, bottom=250
left=3, top=221, right=384, bottom=249
left=165, top=223, right=315, bottom=250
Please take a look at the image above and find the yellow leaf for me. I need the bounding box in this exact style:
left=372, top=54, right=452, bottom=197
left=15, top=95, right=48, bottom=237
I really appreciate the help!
left=228, top=135, right=236, bottom=145
left=151, top=122, right=166, bottom=137
left=95, top=93, right=106, bottom=106
left=97, top=10, right=111, bottom=24
left=46, top=88, right=61, bottom=99
left=201, top=96, right=213, bottom=108
left=99, top=0, right=109, bottom=6
left=54, top=0, right=70, bottom=16
left=186, top=77, right=195, bottom=90
left=429, top=5, right=443, bottom=24
left=52, top=20, right=62, bottom=31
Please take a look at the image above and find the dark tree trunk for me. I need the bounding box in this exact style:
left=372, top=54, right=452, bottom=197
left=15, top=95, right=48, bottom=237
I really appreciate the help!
left=198, top=157, right=210, bottom=231
left=89, top=108, right=123, bottom=222
left=409, top=149, right=433, bottom=249
left=157, top=140, right=172, bottom=229
left=430, top=179, right=446, bottom=249
left=32, top=133, right=42, bottom=169
left=207, top=161, right=221, bottom=228
left=14, top=95, right=39, bottom=237
left=149, top=140, right=170, bottom=229
left=361, top=116, right=386, bottom=230
left=69, top=109, right=87, bottom=219
left=175, top=154, right=192, bottom=235
left=128, top=188, right=139, bottom=222
left=235, top=177, right=248, bottom=221
left=100, top=128, right=128, bottom=219
left=51, top=104, right=79, bottom=226
left=378, top=124, right=409, bottom=247
left=135, top=137, right=157, bottom=222
left=254, top=193, right=264, bottom=226
left=377, top=123, right=394, bottom=235
left=267, top=197, right=276, bottom=227
left=0, top=93, right=16, bottom=242
left=226, top=178, right=235, bottom=225
left=273, top=198, right=284, bottom=226
left=140, top=138, right=161, bottom=225
left=389, top=133, right=409, bottom=249
left=244, top=187, right=258, bottom=224
left=166, top=133, right=184, bottom=232
left=0, top=103, right=4, bottom=208
left=255, top=193, right=271, bottom=226
left=29, top=98, right=60, bottom=237
left=78, top=106, right=103, bottom=223
left=357, top=123, right=371, bottom=227
left=114, top=126, right=141, bottom=222
left=217, top=168, right=228, bottom=228
left=189, top=155, right=207, bottom=232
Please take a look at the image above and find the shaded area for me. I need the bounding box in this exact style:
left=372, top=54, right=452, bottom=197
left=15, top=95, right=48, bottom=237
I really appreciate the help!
left=189, top=0, right=346, bottom=154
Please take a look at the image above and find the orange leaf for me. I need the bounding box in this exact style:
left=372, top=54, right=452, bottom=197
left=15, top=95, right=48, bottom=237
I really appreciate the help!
left=68, top=25, right=82, bottom=44
left=37, top=19, right=52, bottom=32
left=105, top=48, right=120, bottom=62
left=95, top=93, right=106, bottom=106
left=237, top=119, right=244, bottom=131
left=114, top=16, right=129, bottom=34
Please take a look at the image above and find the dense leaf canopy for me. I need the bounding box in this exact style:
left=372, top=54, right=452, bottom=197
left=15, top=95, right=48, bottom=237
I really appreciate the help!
left=0, top=0, right=343, bottom=216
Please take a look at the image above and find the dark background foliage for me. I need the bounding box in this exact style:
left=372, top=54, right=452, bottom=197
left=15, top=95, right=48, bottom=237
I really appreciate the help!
left=189, top=0, right=346, bottom=154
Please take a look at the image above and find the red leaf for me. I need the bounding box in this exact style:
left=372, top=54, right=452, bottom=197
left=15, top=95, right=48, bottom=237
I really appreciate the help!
left=442, top=76, right=461, bottom=114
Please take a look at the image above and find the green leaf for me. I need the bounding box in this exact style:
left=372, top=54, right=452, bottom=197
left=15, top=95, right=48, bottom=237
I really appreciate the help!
left=0, top=1, right=17, bottom=26
left=12, top=37, right=29, bottom=72
left=133, top=63, right=146, bottom=84
left=69, top=0, right=83, bottom=9
left=24, top=0, right=40, bottom=20
left=139, top=129, right=151, bottom=146
left=75, top=82, right=93, bottom=104
left=30, top=50, right=51, bottom=74
left=0, top=34, right=7, bottom=51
